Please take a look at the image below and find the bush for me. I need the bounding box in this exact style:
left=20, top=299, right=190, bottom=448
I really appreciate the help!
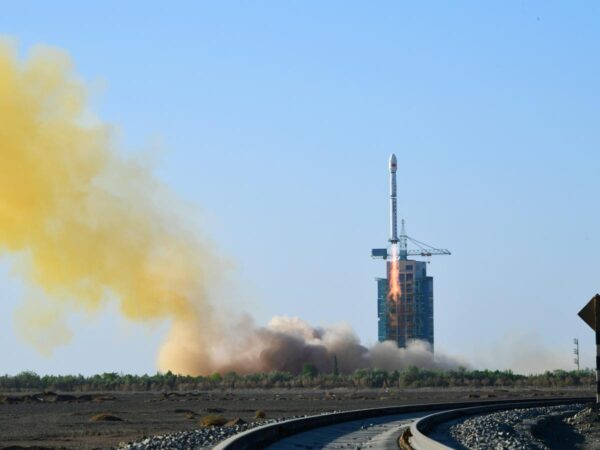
left=200, top=414, right=228, bottom=427
left=255, top=409, right=266, bottom=419
left=302, top=363, right=319, bottom=378
left=90, top=413, right=123, bottom=422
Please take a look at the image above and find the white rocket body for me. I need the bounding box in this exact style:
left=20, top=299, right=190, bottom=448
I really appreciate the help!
left=389, top=153, right=398, bottom=243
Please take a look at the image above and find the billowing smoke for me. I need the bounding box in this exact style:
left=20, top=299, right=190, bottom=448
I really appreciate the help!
left=0, top=42, right=219, bottom=357
left=159, top=316, right=466, bottom=375
left=0, top=42, right=464, bottom=375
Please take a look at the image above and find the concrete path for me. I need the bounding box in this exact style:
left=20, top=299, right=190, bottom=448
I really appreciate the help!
left=265, top=412, right=430, bottom=450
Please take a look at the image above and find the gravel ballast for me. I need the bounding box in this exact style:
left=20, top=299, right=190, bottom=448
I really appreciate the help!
left=118, top=419, right=276, bottom=450
left=429, top=404, right=584, bottom=450
left=117, top=414, right=322, bottom=450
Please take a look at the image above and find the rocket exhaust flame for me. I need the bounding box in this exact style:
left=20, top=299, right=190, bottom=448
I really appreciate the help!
left=0, top=43, right=465, bottom=374
left=387, top=243, right=401, bottom=301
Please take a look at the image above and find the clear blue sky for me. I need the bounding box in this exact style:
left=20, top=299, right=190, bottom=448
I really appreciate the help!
left=1, top=1, right=599, bottom=374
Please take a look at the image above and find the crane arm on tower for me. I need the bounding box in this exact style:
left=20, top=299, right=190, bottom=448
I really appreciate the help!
left=405, top=235, right=451, bottom=257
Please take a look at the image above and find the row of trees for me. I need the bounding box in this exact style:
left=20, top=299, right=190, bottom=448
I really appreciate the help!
left=0, top=367, right=595, bottom=392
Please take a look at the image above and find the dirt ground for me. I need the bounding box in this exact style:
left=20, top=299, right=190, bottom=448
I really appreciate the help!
left=0, top=387, right=591, bottom=450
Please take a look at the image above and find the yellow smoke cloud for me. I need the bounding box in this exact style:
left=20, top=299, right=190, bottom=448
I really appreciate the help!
left=0, top=42, right=218, bottom=359
left=0, top=42, right=463, bottom=375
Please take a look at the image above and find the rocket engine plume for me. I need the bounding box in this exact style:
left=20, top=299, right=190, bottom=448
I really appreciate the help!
left=0, top=42, right=465, bottom=374
left=387, top=243, right=401, bottom=301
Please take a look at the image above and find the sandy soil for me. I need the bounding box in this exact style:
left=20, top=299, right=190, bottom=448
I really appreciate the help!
left=0, top=387, right=591, bottom=450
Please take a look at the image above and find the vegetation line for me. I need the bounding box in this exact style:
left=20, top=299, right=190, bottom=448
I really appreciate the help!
left=0, top=367, right=594, bottom=392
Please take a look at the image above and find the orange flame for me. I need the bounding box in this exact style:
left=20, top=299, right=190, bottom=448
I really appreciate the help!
left=387, top=244, right=401, bottom=301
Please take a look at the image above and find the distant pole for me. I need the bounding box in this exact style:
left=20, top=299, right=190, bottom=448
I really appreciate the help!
left=574, top=338, right=580, bottom=371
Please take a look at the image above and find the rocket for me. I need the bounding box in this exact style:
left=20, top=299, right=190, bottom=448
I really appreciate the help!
left=389, top=153, right=398, bottom=243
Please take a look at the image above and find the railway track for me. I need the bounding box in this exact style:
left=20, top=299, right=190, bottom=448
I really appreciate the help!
left=213, top=396, right=591, bottom=450
left=263, top=411, right=426, bottom=450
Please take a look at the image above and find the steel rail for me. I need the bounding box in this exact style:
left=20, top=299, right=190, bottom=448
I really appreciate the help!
left=213, top=396, right=592, bottom=450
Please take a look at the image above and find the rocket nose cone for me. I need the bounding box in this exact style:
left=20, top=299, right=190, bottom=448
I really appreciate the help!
left=389, top=153, right=397, bottom=173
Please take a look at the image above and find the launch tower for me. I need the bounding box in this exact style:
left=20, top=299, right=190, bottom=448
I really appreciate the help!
left=371, top=154, right=450, bottom=350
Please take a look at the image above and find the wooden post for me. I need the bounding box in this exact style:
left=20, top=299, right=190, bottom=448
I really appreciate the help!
left=577, top=294, right=600, bottom=403
left=596, top=300, right=600, bottom=404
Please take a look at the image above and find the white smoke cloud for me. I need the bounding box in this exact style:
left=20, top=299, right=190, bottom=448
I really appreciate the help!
left=158, top=315, right=467, bottom=375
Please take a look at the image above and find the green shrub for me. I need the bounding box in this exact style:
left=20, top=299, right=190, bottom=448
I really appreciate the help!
left=302, top=363, right=318, bottom=378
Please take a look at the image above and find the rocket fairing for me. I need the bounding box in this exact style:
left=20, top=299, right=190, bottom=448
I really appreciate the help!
left=389, top=153, right=398, bottom=243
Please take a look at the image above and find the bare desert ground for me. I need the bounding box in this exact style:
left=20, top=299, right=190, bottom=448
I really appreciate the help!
left=0, top=387, right=592, bottom=449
